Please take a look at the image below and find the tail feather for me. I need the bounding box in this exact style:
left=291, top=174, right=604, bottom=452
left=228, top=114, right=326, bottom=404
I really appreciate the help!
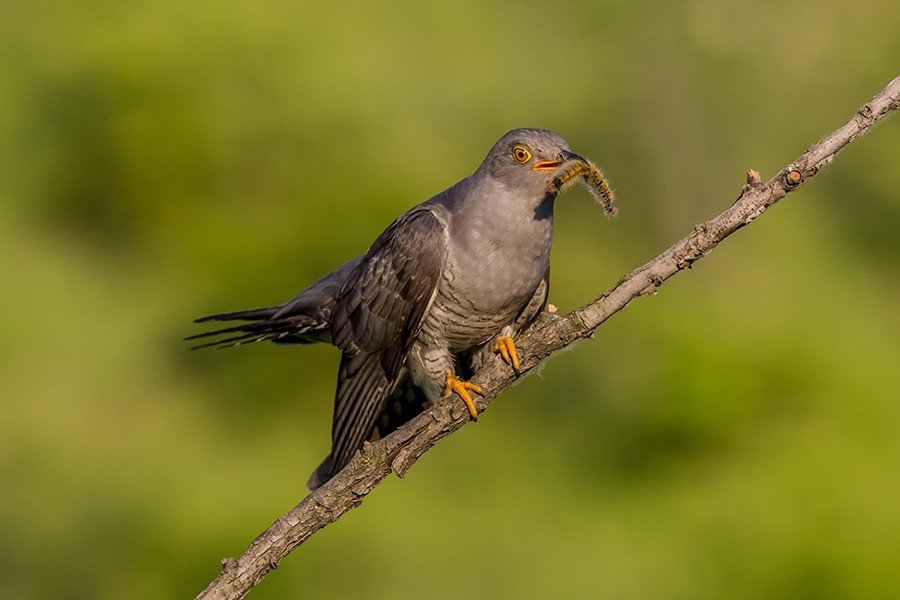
left=187, top=331, right=272, bottom=350
left=193, top=306, right=281, bottom=323
left=186, top=312, right=330, bottom=349
left=187, top=316, right=281, bottom=340
left=187, top=333, right=303, bottom=351
left=189, top=256, right=363, bottom=351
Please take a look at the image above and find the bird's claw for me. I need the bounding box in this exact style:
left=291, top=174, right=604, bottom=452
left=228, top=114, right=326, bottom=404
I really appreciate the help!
left=442, top=371, right=484, bottom=421
left=492, top=336, right=521, bottom=372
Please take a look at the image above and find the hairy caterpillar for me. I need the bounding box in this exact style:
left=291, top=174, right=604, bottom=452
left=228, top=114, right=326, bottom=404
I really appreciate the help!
left=549, top=156, right=617, bottom=217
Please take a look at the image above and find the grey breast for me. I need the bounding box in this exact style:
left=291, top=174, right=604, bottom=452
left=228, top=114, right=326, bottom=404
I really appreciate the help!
left=422, top=187, right=554, bottom=353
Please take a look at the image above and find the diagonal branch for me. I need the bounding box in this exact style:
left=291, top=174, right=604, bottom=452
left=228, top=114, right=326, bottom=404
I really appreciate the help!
left=197, top=75, right=900, bottom=600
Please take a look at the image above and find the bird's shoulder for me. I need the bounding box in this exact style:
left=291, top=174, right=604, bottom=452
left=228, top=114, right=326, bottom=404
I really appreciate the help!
left=367, top=202, right=451, bottom=257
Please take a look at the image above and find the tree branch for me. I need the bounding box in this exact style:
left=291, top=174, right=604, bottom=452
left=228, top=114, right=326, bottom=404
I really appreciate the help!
left=197, top=75, right=900, bottom=600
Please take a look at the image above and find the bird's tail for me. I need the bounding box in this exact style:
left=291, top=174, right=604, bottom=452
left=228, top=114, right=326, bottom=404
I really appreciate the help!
left=186, top=305, right=331, bottom=349
left=187, top=256, right=363, bottom=350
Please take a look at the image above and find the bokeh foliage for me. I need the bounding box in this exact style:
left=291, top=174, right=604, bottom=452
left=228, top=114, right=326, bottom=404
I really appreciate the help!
left=1, top=1, right=899, bottom=598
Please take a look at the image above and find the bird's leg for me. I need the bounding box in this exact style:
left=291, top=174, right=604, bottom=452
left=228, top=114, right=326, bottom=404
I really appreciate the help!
left=492, top=336, right=521, bottom=372
left=442, top=371, right=484, bottom=421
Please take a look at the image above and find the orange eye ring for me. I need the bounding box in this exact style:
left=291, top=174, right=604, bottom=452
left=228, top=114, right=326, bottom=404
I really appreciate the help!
left=512, top=145, right=532, bottom=164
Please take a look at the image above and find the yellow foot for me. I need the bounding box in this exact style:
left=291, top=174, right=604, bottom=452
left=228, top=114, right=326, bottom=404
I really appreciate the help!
left=492, top=336, right=521, bottom=372
left=442, top=370, right=484, bottom=421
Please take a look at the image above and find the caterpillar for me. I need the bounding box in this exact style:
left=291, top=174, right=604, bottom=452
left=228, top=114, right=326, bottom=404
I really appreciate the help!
left=549, top=157, right=617, bottom=217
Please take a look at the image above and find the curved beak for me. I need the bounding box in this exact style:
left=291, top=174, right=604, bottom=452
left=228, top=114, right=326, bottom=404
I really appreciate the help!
left=559, top=150, right=586, bottom=163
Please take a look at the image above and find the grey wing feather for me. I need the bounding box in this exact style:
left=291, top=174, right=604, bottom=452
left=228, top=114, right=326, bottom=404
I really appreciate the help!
left=316, top=206, right=448, bottom=485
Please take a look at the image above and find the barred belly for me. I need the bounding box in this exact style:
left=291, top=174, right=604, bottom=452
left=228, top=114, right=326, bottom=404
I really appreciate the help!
left=428, top=256, right=526, bottom=349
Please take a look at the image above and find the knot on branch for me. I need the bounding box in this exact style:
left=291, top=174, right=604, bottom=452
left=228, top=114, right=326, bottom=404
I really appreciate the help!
left=639, top=274, right=664, bottom=296
left=783, top=167, right=804, bottom=190
left=858, top=103, right=875, bottom=121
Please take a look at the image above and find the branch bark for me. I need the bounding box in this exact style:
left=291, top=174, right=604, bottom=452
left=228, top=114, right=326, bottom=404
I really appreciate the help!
left=197, top=75, right=900, bottom=600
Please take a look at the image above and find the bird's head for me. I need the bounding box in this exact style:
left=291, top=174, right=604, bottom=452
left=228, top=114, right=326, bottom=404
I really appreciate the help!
left=477, top=128, right=616, bottom=216
left=479, top=128, right=575, bottom=192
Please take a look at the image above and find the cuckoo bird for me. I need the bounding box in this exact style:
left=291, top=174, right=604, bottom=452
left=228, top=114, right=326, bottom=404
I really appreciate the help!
left=189, top=128, right=615, bottom=489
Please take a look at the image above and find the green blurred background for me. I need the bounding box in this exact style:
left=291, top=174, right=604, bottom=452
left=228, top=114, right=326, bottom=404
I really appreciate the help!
left=2, top=1, right=899, bottom=598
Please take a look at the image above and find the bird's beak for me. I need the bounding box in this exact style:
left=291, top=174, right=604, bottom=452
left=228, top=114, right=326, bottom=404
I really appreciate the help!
left=532, top=150, right=583, bottom=171
left=559, top=150, right=586, bottom=163
left=531, top=159, right=562, bottom=171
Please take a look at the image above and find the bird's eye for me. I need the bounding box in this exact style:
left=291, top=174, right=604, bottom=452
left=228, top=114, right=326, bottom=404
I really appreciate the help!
left=511, top=145, right=532, bottom=163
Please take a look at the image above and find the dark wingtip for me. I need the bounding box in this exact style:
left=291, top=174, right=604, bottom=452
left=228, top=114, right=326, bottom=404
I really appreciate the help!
left=306, top=454, right=334, bottom=491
